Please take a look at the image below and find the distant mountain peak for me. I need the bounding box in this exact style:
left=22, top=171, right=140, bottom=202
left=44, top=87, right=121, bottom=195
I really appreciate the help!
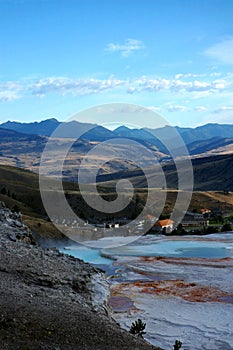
left=40, top=118, right=59, bottom=123
left=114, top=125, right=131, bottom=132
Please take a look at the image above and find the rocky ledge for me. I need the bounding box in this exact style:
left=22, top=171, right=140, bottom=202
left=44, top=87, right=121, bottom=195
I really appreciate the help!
left=0, top=202, right=160, bottom=350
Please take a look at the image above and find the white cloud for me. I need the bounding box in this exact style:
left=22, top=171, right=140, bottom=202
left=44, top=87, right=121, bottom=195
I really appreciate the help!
left=204, top=37, right=233, bottom=64
left=0, top=81, right=22, bottom=102
left=147, top=106, right=161, bottom=112
left=171, top=80, right=213, bottom=92
left=167, top=105, right=187, bottom=112
left=186, top=80, right=212, bottom=92
left=132, top=77, right=170, bottom=92
left=127, top=86, right=137, bottom=94
left=194, top=106, right=208, bottom=112
left=105, top=38, right=145, bottom=57
left=129, top=77, right=229, bottom=94
left=0, top=73, right=232, bottom=103
left=212, top=79, right=229, bottom=90
left=213, top=105, right=233, bottom=113
left=210, top=72, right=222, bottom=77
left=166, top=105, right=208, bottom=113
left=31, top=76, right=125, bottom=96
left=0, top=91, right=20, bottom=102
left=174, top=73, right=204, bottom=79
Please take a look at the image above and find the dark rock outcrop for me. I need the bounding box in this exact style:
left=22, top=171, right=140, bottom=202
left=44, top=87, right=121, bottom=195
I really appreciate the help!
left=0, top=203, right=160, bottom=350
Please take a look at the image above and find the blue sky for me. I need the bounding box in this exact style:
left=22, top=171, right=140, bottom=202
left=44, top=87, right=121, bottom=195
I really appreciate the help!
left=0, top=0, right=233, bottom=127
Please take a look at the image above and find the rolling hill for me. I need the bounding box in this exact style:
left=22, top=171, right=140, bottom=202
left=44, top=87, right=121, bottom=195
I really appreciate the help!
left=0, top=163, right=232, bottom=241
left=186, top=137, right=233, bottom=156
left=97, top=153, right=233, bottom=192
left=0, top=126, right=165, bottom=179
left=0, top=127, right=45, bottom=142
left=0, top=119, right=232, bottom=196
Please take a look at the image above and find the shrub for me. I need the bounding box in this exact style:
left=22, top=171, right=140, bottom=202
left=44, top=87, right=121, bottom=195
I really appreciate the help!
left=221, top=223, right=232, bottom=232
left=173, top=340, right=182, bottom=350
left=12, top=204, right=20, bottom=213
left=129, top=318, right=146, bottom=338
left=1, top=187, right=6, bottom=195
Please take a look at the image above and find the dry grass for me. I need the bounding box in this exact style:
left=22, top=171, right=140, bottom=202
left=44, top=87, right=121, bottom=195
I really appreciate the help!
left=189, top=191, right=233, bottom=213
left=23, top=215, right=67, bottom=240
left=203, top=191, right=233, bottom=205
left=0, top=164, right=232, bottom=241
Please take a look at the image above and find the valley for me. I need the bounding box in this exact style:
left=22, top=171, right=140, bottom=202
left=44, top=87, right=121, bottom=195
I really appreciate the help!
left=2, top=3, right=233, bottom=349
left=0, top=119, right=232, bottom=241
left=0, top=119, right=232, bottom=350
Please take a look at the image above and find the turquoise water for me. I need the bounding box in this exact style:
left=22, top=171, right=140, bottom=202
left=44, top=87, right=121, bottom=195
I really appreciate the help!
left=60, top=246, right=113, bottom=265
left=104, top=240, right=233, bottom=259
left=60, top=235, right=233, bottom=264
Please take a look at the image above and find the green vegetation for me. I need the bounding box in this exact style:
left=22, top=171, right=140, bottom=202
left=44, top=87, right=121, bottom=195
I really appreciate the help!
left=129, top=319, right=146, bottom=338
left=129, top=320, right=185, bottom=349
left=173, top=340, right=182, bottom=350
left=221, top=223, right=232, bottom=232
left=1, top=187, right=6, bottom=195
left=0, top=165, right=71, bottom=240
left=98, top=154, right=233, bottom=192
left=0, top=164, right=232, bottom=241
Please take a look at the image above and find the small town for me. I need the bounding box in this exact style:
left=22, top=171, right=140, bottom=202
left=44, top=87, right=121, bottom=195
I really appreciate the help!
left=51, top=205, right=233, bottom=238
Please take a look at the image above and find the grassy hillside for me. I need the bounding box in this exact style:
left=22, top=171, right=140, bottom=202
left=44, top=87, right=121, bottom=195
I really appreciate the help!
left=187, top=137, right=233, bottom=155
left=0, top=165, right=43, bottom=215
left=98, top=154, right=233, bottom=192
left=0, top=160, right=232, bottom=240
left=0, top=165, right=76, bottom=240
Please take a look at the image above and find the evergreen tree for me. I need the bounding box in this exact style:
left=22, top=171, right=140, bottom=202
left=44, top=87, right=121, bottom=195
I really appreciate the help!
left=173, top=340, right=182, bottom=350
left=129, top=319, right=146, bottom=338
left=1, top=187, right=6, bottom=195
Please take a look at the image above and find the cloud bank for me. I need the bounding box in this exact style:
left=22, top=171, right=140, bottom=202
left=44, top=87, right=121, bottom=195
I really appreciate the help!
left=0, top=74, right=231, bottom=115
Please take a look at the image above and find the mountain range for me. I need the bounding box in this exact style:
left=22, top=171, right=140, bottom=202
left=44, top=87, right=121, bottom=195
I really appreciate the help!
left=1, top=118, right=115, bottom=141
left=0, top=118, right=232, bottom=183
left=1, top=118, right=233, bottom=153
left=0, top=118, right=232, bottom=230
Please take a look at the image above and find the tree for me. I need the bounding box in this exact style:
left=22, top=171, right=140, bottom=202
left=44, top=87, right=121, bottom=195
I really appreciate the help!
left=12, top=205, right=20, bottom=213
left=129, top=319, right=146, bottom=338
left=11, top=192, right=17, bottom=200
left=173, top=340, right=182, bottom=350
left=206, top=226, right=219, bottom=234
left=212, top=214, right=224, bottom=224
left=1, top=187, right=6, bottom=195
left=221, top=223, right=232, bottom=232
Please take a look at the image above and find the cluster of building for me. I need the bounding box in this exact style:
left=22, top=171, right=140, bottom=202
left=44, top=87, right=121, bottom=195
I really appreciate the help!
left=51, top=208, right=213, bottom=235
left=149, top=208, right=212, bottom=234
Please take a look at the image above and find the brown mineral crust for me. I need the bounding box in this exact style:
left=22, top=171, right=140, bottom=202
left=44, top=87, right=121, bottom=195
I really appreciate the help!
left=111, top=279, right=233, bottom=303
left=139, top=256, right=233, bottom=268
